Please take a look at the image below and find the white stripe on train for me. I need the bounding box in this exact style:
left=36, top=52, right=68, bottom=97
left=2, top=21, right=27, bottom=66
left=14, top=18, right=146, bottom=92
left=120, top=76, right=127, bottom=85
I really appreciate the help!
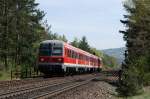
left=38, top=62, right=102, bottom=72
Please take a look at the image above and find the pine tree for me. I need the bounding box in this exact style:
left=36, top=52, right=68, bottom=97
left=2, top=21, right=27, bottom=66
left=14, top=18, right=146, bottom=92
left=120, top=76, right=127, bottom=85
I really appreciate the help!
left=59, top=34, right=68, bottom=42
left=0, top=0, right=14, bottom=69
left=78, top=36, right=90, bottom=52
left=71, top=37, right=79, bottom=48
left=120, top=0, right=150, bottom=60
left=0, top=0, right=45, bottom=74
left=11, top=0, right=45, bottom=73
left=118, top=0, right=150, bottom=96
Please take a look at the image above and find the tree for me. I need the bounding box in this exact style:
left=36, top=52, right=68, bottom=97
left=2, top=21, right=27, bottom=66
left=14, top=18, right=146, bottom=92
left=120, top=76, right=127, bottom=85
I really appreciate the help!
left=12, top=0, right=45, bottom=67
left=118, top=0, right=150, bottom=96
left=90, top=47, right=103, bottom=57
left=0, top=0, right=15, bottom=69
left=78, top=36, right=90, bottom=52
left=120, top=0, right=150, bottom=60
left=102, top=54, right=118, bottom=68
left=59, top=34, right=68, bottom=42
left=0, top=0, right=45, bottom=75
left=71, top=37, right=79, bottom=48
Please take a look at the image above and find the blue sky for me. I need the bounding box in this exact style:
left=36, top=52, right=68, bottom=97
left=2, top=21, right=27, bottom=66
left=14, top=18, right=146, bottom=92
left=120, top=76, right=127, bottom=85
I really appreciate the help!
left=36, top=0, right=126, bottom=50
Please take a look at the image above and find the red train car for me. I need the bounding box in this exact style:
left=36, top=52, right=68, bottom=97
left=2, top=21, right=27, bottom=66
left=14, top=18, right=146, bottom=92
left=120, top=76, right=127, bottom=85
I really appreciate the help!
left=38, top=40, right=102, bottom=75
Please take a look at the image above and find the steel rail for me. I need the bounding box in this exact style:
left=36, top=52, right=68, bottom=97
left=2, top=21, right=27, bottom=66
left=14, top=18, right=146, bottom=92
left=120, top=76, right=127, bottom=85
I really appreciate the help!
left=32, top=78, right=96, bottom=99
left=0, top=79, right=75, bottom=99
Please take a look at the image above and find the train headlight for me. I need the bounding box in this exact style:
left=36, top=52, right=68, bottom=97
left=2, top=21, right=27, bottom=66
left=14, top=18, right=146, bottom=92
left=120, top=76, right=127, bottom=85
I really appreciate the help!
left=58, top=58, right=62, bottom=61
left=40, top=58, right=44, bottom=62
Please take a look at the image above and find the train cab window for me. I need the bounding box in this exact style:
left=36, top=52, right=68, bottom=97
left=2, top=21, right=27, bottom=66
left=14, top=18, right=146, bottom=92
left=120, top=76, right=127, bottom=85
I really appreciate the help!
left=52, top=47, right=63, bottom=56
left=39, top=43, right=51, bottom=56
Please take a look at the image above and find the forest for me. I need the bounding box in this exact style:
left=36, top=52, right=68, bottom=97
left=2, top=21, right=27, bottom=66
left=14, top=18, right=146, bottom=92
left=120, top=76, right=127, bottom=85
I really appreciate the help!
left=0, top=0, right=118, bottom=80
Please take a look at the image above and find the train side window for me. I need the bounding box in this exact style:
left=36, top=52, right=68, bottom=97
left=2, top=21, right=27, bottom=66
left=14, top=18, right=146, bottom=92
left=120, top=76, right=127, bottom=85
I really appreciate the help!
left=82, top=55, right=84, bottom=60
left=71, top=50, right=72, bottom=58
left=72, top=51, right=74, bottom=58
left=69, top=50, right=71, bottom=57
left=74, top=52, right=77, bottom=59
left=75, top=52, right=77, bottom=59
left=65, top=48, right=67, bottom=56
left=79, top=54, right=81, bottom=59
left=81, top=55, right=83, bottom=60
left=74, top=52, right=76, bottom=58
left=67, top=49, right=69, bottom=57
left=72, top=51, right=73, bottom=58
left=70, top=50, right=72, bottom=58
left=83, top=55, right=85, bottom=61
left=77, top=53, right=79, bottom=59
left=73, top=51, right=75, bottom=58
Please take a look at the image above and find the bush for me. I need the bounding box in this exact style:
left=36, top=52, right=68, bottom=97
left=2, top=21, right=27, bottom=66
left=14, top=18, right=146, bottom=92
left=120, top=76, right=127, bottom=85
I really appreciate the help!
left=117, top=56, right=147, bottom=96
left=143, top=73, right=150, bottom=86
left=117, top=66, right=144, bottom=96
left=0, top=72, right=2, bottom=77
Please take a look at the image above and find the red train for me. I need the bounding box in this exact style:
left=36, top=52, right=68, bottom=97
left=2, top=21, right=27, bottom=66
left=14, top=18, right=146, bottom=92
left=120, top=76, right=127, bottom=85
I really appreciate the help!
left=38, top=40, right=102, bottom=75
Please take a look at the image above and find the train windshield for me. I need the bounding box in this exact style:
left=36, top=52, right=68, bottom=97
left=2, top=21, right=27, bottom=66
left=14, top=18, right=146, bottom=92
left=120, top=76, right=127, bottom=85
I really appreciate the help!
left=52, top=47, right=63, bottom=56
left=39, top=43, right=51, bottom=56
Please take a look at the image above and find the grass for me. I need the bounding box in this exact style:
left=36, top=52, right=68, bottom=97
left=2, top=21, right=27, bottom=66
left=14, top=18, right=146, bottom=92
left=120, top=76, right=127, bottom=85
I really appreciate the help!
left=127, top=88, right=150, bottom=99
left=0, top=70, right=11, bottom=80
left=117, top=87, right=150, bottom=99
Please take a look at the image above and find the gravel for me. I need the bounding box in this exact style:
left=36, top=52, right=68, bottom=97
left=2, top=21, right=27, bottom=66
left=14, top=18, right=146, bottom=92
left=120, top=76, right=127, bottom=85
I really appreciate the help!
left=52, top=80, right=118, bottom=99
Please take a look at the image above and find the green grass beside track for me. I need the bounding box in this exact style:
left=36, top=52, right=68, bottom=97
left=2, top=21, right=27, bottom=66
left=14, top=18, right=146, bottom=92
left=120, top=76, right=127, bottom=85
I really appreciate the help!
left=0, top=70, right=11, bottom=80
left=128, top=89, right=150, bottom=99
left=117, top=87, right=150, bottom=99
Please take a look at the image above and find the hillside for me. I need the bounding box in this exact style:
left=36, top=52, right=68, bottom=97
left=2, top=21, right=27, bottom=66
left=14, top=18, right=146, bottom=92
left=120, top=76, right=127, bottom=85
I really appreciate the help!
left=101, top=47, right=126, bottom=64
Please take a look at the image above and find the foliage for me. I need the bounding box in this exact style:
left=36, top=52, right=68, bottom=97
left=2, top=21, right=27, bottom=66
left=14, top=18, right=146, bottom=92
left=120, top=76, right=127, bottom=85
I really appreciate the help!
left=117, top=57, right=145, bottom=96
left=102, top=54, right=118, bottom=68
left=120, top=0, right=150, bottom=59
left=71, top=37, right=80, bottom=48
left=78, top=36, right=91, bottom=52
left=0, top=0, right=45, bottom=77
left=119, top=0, right=150, bottom=96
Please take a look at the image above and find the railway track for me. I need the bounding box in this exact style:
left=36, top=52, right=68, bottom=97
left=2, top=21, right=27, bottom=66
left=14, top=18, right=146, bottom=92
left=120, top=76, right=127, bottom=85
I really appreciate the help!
left=32, top=77, right=95, bottom=99
left=0, top=74, right=97, bottom=99
left=0, top=70, right=119, bottom=99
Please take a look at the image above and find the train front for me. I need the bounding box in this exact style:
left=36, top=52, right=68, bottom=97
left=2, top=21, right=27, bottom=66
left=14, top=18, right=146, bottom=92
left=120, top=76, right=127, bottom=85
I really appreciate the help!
left=38, top=40, right=64, bottom=75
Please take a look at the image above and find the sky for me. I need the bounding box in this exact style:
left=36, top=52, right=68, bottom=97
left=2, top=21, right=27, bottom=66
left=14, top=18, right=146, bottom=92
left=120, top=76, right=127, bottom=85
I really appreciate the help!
left=36, top=0, right=126, bottom=50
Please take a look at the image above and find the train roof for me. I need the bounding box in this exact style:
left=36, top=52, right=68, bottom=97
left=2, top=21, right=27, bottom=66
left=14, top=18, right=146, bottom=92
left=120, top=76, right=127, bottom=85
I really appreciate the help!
left=41, top=40, right=64, bottom=44
left=41, top=40, right=101, bottom=59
